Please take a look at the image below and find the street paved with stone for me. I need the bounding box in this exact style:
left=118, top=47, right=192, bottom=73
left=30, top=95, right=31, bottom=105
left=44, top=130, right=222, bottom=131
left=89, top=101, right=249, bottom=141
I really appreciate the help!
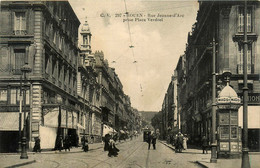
left=0, top=135, right=202, bottom=168
left=0, top=136, right=259, bottom=168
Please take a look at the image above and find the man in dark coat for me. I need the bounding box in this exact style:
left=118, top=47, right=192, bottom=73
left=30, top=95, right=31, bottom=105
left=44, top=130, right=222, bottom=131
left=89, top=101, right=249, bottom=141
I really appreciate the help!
left=151, top=133, right=157, bottom=150
left=147, top=133, right=152, bottom=150
left=64, top=135, right=70, bottom=151
left=201, top=135, right=208, bottom=154
left=104, top=134, right=110, bottom=151
left=57, top=135, right=63, bottom=152
left=33, top=137, right=41, bottom=153
left=175, top=132, right=183, bottom=153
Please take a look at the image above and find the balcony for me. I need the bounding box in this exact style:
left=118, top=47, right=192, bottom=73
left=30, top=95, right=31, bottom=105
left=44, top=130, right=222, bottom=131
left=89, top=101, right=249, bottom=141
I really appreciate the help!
left=13, top=30, right=27, bottom=35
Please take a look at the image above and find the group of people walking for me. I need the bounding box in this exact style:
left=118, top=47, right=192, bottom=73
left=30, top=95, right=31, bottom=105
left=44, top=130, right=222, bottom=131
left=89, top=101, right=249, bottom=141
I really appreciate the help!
left=173, top=132, right=188, bottom=153
left=56, top=135, right=73, bottom=152
left=104, top=134, right=120, bottom=157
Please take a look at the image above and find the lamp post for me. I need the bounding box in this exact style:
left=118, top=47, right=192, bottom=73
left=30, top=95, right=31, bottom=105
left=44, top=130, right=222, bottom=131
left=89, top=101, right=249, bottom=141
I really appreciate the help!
left=20, top=63, right=31, bottom=159
left=242, top=0, right=250, bottom=167
left=18, top=75, right=22, bottom=152
left=210, top=36, right=217, bottom=163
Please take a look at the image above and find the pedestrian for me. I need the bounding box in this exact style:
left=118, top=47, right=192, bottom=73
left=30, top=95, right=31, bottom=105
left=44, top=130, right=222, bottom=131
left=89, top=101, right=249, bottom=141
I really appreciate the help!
left=201, top=135, right=208, bottom=154
left=75, top=134, right=79, bottom=147
left=33, top=137, right=41, bottom=153
left=64, top=135, right=70, bottom=151
left=151, top=132, right=157, bottom=150
left=81, top=136, right=86, bottom=150
left=104, top=134, right=110, bottom=151
left=57, top=135, right=63, bottom=152
left=183, top=134, right=188, bottom=150
left=147, top=132, right=152, bottom=150
left=108, top=137, right=119, bottom=157
left=82, top=136, right=89, bottom=152
left=91, top=135, right=94, bottom=144
left=175, top=132, right=183, bottom=153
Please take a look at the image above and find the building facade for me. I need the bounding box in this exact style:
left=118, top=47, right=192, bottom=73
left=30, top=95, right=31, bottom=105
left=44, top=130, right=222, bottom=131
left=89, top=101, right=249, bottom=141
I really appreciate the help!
left=0, top=1, right=142, bottom=152
left=0, top=1, right=80, bottom=151
left=160, top=75, right=178, bottom=140
left=177, top=1, right=260, bottom=150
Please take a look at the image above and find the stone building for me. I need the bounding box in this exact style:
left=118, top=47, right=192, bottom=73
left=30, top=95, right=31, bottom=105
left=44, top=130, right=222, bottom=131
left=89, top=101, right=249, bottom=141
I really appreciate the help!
left=0, top=1, right=142, bottom=152
left=160, top=75, right=178, bottom=140
left=0, top=1, right=80, bottom=151
left=78, top=20, right=102, bottom=142
left=177, top=0, right=260, bottom=150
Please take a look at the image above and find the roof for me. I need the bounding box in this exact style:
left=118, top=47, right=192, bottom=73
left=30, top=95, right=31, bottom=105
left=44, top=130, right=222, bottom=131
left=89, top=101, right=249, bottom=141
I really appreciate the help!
left=218, top=84, right=238, bottom=98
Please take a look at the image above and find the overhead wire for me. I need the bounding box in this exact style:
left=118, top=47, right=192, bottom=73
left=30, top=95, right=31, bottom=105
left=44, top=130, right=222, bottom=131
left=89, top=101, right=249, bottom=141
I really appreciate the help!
left=123, top=0, right=143, bottom=97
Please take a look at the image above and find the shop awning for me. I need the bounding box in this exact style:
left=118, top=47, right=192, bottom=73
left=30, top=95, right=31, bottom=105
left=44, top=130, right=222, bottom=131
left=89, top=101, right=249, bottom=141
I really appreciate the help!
left=0, top=112, right=28, bottom=131
left=239, top=106, right=260, bottom=129
left=103, top=124, right=116, bottom=136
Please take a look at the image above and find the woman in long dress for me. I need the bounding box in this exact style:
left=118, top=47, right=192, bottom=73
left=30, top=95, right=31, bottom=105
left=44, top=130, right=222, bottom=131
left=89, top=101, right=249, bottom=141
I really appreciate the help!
left=183, top=134, right=188, bottom=150
left=108, top=137, right=119, bottom=157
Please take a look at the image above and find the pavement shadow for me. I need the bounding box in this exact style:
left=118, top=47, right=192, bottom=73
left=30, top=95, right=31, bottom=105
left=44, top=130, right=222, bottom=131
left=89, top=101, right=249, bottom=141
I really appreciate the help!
left=4, top=160, right=36, bottom=168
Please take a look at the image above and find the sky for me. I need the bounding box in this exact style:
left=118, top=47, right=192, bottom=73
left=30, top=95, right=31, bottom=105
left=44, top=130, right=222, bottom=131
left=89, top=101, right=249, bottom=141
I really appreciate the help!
left=69, top=0, right=199, bottom=112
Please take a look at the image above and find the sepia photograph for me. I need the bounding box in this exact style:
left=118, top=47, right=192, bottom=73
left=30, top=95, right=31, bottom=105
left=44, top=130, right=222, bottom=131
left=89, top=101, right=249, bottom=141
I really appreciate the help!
left=0, top=0, right=259, bottom=167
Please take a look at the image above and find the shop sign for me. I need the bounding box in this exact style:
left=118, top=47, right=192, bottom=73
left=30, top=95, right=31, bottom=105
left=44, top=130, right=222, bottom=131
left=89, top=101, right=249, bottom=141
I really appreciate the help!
left=238, top=93, right=260, bottom=104
left=217, top=97, right=241, bottom=104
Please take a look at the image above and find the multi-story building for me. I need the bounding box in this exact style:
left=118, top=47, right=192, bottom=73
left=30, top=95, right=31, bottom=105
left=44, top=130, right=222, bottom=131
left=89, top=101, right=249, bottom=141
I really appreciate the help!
left=177, top=1, right=260, bottom=150
left=78, top=20, right=102, bottom=142
left=160, top=75, right=178, bottom=140
left=94, top=51, right=117, bottom=136
left=0, top=1, right=80, bottom=151
left=0, top=0, right=142, bottom=152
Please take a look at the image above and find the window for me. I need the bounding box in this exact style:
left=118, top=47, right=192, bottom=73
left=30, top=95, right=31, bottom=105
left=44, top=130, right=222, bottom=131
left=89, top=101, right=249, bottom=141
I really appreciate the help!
left=0, top=47, right=9, bottom=72
left=11, top=88, right=29, bottom=105
left=238, top=7, right=252, bottom=33
left=0, top=89, right=7, bottom=104
left=14, top=49, right=25, bottom=74
left=237, top=43, right=252, bottom=74
left=14, top=12, right=26, bottom=35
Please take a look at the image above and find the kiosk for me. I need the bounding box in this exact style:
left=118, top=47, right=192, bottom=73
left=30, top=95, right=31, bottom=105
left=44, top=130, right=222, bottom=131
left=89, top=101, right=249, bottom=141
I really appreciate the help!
left=216, top=83, right=241, bottom=158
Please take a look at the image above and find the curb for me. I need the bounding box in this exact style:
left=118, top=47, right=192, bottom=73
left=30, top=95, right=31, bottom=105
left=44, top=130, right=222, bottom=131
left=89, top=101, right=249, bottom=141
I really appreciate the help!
left=195, top=161, right=209, bottom=168
left=159, top=141, right=175, bottom=151
left=159, top=141, right=210, bottom=168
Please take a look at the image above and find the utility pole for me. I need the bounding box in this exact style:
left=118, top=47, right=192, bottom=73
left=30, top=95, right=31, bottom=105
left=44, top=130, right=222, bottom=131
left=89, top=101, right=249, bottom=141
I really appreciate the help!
left=241, top=0, right=250, bottom=167
left=210, top=35, right=217, bottom=163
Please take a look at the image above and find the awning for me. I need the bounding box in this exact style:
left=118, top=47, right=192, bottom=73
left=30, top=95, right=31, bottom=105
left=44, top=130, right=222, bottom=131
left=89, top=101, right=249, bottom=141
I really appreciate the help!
left=120, top=130, right=125, bottom=134
left=239, top=106, right=260, bottom=129
left=0, top=112, right=28, bottom=131
left=103, top=124, right=117, bottom=136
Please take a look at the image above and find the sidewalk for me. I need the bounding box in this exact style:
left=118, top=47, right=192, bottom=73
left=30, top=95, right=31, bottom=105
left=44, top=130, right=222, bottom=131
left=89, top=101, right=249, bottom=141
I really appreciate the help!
left=0, top=140, right=130, bottom=168
left=159, top=141, right=260, bottom=168
left=0, top=142, right=104, bottom=155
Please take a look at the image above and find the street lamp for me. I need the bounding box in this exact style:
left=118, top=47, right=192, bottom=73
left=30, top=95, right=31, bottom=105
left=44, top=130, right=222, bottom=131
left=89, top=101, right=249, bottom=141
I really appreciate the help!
left=210, top=36, right=217, bottom=163
left=242, top=1, right=250, bottom=167
left=20, top=63, right=32, bottom=159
